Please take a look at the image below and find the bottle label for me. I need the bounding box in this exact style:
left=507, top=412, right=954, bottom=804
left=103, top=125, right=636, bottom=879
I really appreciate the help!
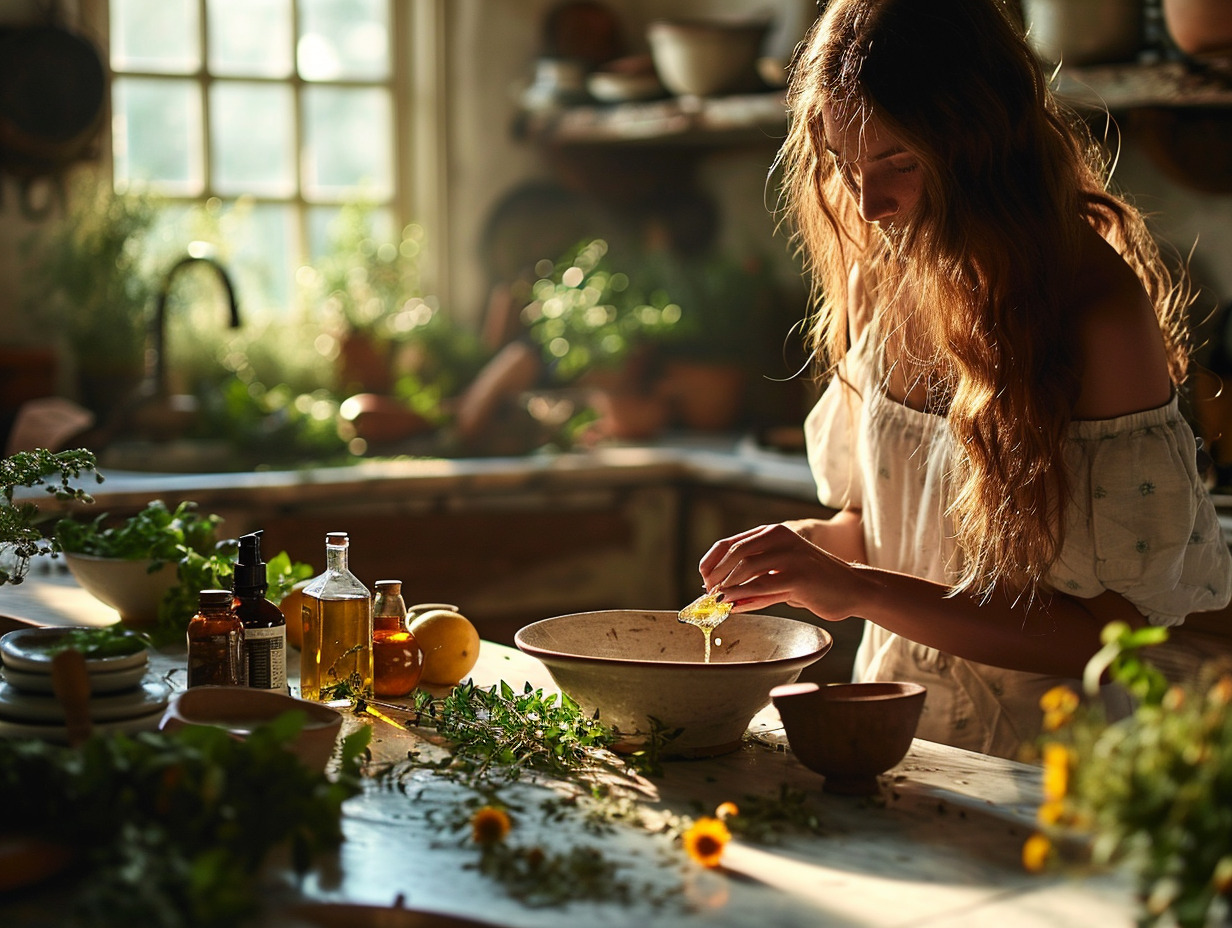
left=244, top=625, right=288, bottom=691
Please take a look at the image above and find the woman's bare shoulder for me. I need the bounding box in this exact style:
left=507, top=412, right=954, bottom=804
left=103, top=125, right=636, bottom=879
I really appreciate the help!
left=1071, top=231, right=1172, bottom=419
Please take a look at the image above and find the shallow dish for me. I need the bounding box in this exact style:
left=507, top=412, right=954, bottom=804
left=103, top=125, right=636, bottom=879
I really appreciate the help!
left=515, top=609, right=832, bottom=757
left=771, top=680, right=926, bottom=795
left=160, top=686, right=344, bottom=771
left=1, top=662, right=149, bottom=695
left=0, top=679, right=171, bottom=723
left=0, top=706, right=168, bottom=743
left=0, top=626, right=149, bottom=674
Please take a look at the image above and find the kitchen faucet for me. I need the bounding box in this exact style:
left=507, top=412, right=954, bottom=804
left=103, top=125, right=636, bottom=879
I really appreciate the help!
left=145, top=245, right=241, bottom=399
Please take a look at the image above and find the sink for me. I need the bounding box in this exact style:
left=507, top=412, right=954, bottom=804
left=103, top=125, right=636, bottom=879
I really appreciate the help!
left=98, top=439, right=239, bottom=474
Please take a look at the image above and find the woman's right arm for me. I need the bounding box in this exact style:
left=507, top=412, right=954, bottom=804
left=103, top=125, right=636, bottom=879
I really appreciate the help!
left=783, top=509, right=866, bottom=564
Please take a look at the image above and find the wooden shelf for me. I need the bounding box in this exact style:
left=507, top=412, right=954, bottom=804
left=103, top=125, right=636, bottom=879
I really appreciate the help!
left=1057, top=59, right=1232, bottom=110
left=517, top=90, right=788, bottom=147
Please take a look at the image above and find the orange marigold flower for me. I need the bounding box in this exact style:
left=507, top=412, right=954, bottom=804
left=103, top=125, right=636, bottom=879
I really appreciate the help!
left=470, top=805, right=512, bottom=845
left=1042, top=743, right=1071, bottom=802
left=1022, top=833, right=1053, bottom=873
left=715, top=801, right=740, bottom=821
left=683, top=816, right=732, bottom=869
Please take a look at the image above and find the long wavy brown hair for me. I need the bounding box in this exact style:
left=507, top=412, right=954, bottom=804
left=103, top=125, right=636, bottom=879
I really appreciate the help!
left=776, top=0, right=1191, bottom=598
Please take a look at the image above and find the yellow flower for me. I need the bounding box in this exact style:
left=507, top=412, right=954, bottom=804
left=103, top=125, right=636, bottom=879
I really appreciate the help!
left=1040, top=685, right=1079, bottom=731
left=683, top=816, right=732, bottom=869
left=715, top=801, right=740, bottom=821
left=470, top=805, right=512, bottom=845
left=1042, top=743, right=1072, bottom=802
left=1022, top=833, right=1053, bottom=873
left=1036, top=799, right=1066, bottom=826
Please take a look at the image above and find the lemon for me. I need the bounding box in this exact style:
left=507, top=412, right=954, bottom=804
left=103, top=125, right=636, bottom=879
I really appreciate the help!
left=279, top=579, right=313, bottom=650
left=408, top=608, right=480, bottom=685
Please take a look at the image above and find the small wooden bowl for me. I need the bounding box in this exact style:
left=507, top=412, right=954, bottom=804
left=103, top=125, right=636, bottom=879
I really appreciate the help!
left=771, top=681, right=926, bottom=795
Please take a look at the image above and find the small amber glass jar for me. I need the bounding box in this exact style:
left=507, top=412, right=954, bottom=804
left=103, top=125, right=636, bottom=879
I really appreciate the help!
left=372, top=580, right=422, bottom=697
left=187, top=589, right=246, bottom=687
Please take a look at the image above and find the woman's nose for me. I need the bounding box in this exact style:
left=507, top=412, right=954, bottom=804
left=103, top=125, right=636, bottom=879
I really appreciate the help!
left=858, top=181, right=899, bottom=223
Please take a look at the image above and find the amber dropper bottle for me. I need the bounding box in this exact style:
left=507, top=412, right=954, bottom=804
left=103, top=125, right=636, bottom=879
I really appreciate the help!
left=234, top=530, right=288, bottom=693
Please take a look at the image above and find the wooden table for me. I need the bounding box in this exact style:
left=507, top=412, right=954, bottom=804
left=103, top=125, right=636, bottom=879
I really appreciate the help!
left=0, top=567, right=1140, bottom=928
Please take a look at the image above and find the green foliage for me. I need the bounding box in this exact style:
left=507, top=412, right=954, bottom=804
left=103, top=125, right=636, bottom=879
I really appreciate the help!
left=46, top=626, right=151, bottom=658
left=522, top=239, right=683, bottom=383
left=1039, top=621, right=1232, bottom=928
left=55, top=500, right=312, bottom=645
left=406, top=680, right=617, bottom=783
left=0, top=448, right=100, bottom=585
left=21, top=181, right=159, bottom=371
left=0, top=718, right=370, bottom=928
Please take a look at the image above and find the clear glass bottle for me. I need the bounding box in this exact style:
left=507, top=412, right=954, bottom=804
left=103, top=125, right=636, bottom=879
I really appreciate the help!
left=372, top=579, right=422, bottom=697
left=187, top=589, right=246, bottom=687
left=300, top=532, right=372, bottom=701
left=233, top=530, right=288, bottom=693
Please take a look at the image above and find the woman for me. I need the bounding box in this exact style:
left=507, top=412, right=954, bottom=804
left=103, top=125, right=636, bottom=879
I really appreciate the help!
left=698, top=0, right=1232, bottom=758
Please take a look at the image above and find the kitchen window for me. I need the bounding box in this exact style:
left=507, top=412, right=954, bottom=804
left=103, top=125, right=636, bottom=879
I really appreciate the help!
left=107, top=0, right=422, bottom=318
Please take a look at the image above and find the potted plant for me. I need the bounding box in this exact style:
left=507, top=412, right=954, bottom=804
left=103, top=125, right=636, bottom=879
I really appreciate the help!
left=522, top=238, right=682, bottom=439
left=1025, top=622, right=1232, bottom=928
left=21, top=179, right=159, bottom=420
left=307, top=202, right=428, bottom=397
left=0, top=447, right=99, bottom=586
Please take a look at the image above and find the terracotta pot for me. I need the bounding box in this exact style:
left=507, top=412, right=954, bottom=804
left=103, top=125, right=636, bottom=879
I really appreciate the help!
left=588, top=389, right=669, bottom=441
left=657, top=360, right=747, bottom=431
left=1163, top=0, right=1232, bottom=58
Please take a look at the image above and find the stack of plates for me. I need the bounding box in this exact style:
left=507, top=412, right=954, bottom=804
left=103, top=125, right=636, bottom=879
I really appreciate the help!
left=0, top=627, right=171, bottom=740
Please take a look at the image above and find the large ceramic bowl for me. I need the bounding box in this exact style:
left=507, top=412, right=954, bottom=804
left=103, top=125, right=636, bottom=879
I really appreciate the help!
left=515, top=609, right=832, bottom=757
left=647, top=19, right=768, bottom=97
left=771, top=680, right=926, bottom=795
left=61, top=553, right=178, bottom=628
left=160, top=686, right=344, bottom=772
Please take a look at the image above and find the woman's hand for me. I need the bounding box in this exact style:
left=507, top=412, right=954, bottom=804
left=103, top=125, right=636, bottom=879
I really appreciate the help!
left=698, top=520, right=871, bottom=622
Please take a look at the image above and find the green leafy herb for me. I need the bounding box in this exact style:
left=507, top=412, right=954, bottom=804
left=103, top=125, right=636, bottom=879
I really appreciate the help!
left=48, top=626, right=151, bottom=659
left=56, top=500, right=312, bottom=646
left=0, top=448, right=100, bottom=585
left=0, top=717, right=371, bottom=928
left=407, top=681, right=617, bottom=783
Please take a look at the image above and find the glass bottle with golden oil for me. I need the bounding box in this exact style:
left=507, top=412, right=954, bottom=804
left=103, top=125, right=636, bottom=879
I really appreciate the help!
left=187, top=589, right=246, bottom=687
left=299, top=532, right=372, bottom=701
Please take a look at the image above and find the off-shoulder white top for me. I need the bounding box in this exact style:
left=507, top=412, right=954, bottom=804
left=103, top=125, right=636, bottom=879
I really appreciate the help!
left=805, top=328, right=1232, bottom=758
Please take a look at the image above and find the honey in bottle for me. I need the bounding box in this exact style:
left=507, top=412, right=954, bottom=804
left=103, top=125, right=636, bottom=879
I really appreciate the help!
left=234, top=530, right=288, bottom=693
left=187, top=589, right=246, bottom=687
left=300, top=532, right=372, bottom=701
left=372, top=580, right=423, bottom=697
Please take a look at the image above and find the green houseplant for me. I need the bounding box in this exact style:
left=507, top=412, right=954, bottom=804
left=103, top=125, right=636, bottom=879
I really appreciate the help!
left=0, top=448, right=99, bottom=585
left=21, top=180, right=159, bottom=419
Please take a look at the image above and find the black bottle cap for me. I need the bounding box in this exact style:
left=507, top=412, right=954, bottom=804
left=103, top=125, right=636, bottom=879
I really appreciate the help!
left=235, top=530, right=267, bottom=594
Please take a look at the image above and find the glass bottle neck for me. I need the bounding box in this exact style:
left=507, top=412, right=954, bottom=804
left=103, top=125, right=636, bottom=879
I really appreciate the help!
left=326, top=544, right=349, bottom=572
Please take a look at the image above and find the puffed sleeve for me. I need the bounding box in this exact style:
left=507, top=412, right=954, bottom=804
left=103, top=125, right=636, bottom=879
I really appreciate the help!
left=804, top=357, right=864, bottom=511
left=1049, top=398, right=1232, bottom=626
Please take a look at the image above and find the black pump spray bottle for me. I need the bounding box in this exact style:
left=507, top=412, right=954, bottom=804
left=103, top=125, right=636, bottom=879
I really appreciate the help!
left=234, top=530, right=288, bottom=693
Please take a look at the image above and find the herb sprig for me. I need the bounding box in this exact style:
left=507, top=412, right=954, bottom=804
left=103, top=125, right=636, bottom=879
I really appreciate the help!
left=0, top=447, right=100, bottom=585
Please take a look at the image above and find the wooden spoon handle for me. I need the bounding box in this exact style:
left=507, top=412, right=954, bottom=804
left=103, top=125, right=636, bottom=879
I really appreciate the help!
left=51, top=649, right=92, bottom=747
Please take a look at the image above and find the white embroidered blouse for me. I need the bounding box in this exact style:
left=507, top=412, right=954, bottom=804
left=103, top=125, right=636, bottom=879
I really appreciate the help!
left=804, top=328, right=1232, bottom=758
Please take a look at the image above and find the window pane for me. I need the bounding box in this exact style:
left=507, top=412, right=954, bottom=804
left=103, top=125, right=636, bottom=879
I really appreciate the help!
left=110, top=0, right=200, bottom=73
left=302, top=86, right=392, bottom=198
left=308, top=204, right=393, bottom=262
left=223, top=202, right=298, bottom=315
left=207, top=0, right=294, bottom=77
left=211, top=82, right=296, bottom=196
left=298, top=0, right=390, bottom=81
left=113, top=77, right=203, bottom=193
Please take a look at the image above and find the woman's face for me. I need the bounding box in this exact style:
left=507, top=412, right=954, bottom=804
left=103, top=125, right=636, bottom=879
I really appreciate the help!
left=821, top=102, right=923, bottom=229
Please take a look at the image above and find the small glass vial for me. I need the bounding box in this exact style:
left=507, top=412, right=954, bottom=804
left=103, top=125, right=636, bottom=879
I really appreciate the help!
left=300, top=533, right=372, bottom=701
left=187, top=589, right=246, bottom=688
left=372, top=580, right=422, bottom=697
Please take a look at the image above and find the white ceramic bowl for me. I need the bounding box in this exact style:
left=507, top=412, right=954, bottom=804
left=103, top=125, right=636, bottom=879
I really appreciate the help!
left=647, top=19, right=769, bottom=98
left=61, top=553, right=178, bottom=628
left=515, top=609, right=832, bottom=757
left=160, top=686, right=344, bottom=772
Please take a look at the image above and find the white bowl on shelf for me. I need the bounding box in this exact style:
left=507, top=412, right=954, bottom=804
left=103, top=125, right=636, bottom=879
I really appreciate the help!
left=647, top=19, right=770, bottom=98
